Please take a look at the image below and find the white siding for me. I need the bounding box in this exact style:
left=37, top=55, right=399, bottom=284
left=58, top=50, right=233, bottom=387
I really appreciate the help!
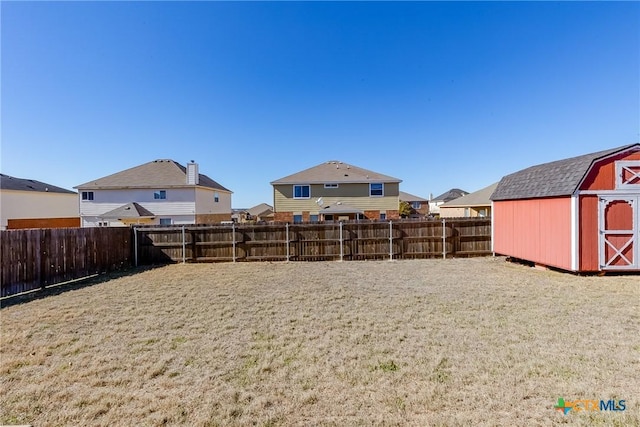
left=195, top=188, right=232, bottom=215
left=1, top=190, right=78, bottom=230
left=79, top=188, right=200, bottom=227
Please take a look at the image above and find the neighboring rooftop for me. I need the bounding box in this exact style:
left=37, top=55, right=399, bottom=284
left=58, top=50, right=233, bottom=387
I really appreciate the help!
left=75, top=159, right=231, bottom=192
left=491, top=143, right=640, bottom=201
left=440, top=183, right=498, bottom=207
left=432, top=188, right=469, bottom=203
left=0, top=173, right=76, bottom=194
left=271, top=161, right=402, bottom=185
left=101, top=202, right=155, bottom=219
left=399, top=191, right=428, bottom=202
left=247, top=203, right=274, bottom=217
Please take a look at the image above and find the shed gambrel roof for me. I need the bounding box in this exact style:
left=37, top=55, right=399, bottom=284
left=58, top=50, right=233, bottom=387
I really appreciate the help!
left=270, top=161, right=401, bottom=185
left=74, top=159, right=231, bottom=192
left=0, top=174, right=76, bottom=194
left=491, top=143, right=640, bottom=201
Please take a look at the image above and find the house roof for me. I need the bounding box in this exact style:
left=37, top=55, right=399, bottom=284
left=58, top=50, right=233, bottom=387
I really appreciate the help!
left=491, top=143, right=640, bottom=201
left=100, top=202, right=156, bottom=219
left=440, top=183, right=498, bottom=208
left=432, top=188, right=469, bottom=203
left=75, top=159, right=231, bottom=192
left=247, top=203, right=274, bottom=217
left=270, top=160, right=402, bottom=185
left=399, top=191, right=428, bottom=202
left=0, top=173, right=76, bottom=194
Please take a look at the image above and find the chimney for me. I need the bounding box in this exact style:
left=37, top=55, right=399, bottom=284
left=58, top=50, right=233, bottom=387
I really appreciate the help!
left=186, top=161, right=199, bottom=185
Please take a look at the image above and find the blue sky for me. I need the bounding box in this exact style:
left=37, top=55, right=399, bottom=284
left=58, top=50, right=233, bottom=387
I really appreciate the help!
left=2, top=1, right=639, bottom=208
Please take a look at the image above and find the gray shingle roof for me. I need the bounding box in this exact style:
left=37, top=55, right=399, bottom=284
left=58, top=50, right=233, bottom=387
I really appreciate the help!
left=0, top=173, right=76, bottom=194
left=74, top=159, right=231, bottom=192
left=101, top=202, right=155, bottom=219
left=399, top=191, right=429, bottom=202
left=247, top=203, right=274, bottom=217
left=440, top=183, right=498, bottom=207
left=432, top=188, right=468, bottom=202
left=491, top=143, right=640, bottom=201
left=271, top=161, right=401, bottom=185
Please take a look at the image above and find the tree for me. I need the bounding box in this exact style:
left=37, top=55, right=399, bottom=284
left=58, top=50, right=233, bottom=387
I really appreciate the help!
left=399, top=201, right=412, bottom=218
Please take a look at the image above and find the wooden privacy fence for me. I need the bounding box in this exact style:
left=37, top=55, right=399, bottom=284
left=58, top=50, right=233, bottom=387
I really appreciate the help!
left=135, top=218, right=492, bottom=264
left=1, top=227, right=133, bottom=298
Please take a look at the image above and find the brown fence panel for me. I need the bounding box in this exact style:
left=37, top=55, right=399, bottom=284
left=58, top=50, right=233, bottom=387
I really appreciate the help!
left=1, top=227, right=133, bottom=298
left=132, top=219, right=492, bottom=266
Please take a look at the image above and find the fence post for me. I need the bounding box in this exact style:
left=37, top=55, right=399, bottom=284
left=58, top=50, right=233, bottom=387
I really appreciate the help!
left=182, top=226, right=186, bottom=264
left=286, top=223, right=290, bottom=262
left=442, top=218, right=446, bottom=259
left=339, top=221, right=344, bottom=262
left=232, top=223, right=236, bottom=262
left=389, top=220, right=393, bottom=261
left=134, top=227, right=138, bottom=267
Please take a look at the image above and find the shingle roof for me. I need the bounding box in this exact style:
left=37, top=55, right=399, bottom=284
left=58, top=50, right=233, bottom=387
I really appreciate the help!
left=74, top=159, right=231, bottom=192
left=491, top=144, right=640, bottom=201
left=432, top=188, right=468, bottom=202
left=321, top=202, right=364, bottom=214
left=100, top=202, right=155, bottom=219
left=399, top=191, right=429, bottom=202
left=440, top=183, right=498, bottom=207
left=0, top=173, right=76, bottom=194
left=247, top=203, right=274, bottom=217
left=270, top=161, right=402, bottom=185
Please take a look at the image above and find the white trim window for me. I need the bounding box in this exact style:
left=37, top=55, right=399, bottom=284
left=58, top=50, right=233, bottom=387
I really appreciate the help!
left=370, top=183, right=384, bottom=197
left=293, top=185, right=310, bottom=199
left=214, top=192, right=219, bottom=203
left=154, top=190, right=167, bottom=200
left=159, top=218, right=172, bottom=225
left=81, top=191, right=94, bottom=201
left=411, top=201, right=421, bottom=209
left=616, top=161, right=640, bottom=189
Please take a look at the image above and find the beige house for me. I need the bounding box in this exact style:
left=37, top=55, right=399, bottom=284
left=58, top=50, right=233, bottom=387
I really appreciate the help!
left=428, top=188, right=469, bottom=216
left=439, top=183, right=497, bottom=218
left=0, top=173, right=79, bottom=230
left=247, top=203, right=274, bottom=222
left=75, top=159, right=232, bottom=227
left=270, top=161, right=402, bottom=222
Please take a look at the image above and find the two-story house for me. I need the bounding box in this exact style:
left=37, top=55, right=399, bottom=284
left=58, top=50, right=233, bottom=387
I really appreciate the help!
left=270, top=160, right=402, bottom=222
left=75, top=159, right=232, bottom=227
left=0, top=173, right=79, bottom=229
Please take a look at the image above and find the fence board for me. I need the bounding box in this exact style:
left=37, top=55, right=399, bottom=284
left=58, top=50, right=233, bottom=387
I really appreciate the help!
left=1, top=227, right=133, bottom=298
left=135, top=219, right=492, bottom=265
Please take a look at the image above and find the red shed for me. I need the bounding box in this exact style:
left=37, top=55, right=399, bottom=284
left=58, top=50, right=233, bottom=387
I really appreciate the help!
left=491, top=143, right=640, bottom=272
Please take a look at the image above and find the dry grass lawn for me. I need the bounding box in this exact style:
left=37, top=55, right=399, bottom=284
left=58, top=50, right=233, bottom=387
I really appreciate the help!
left=1, top=257, right=639, bottom=426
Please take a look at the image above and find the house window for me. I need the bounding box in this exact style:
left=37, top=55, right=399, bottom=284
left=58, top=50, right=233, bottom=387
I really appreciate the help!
left=154, top=190, right=167, bottom=200
left=310, top=214, right=319, bottom=222
left=464, top=208, right=471, bottom=217
left=81, top=191, right=94, bottom=201
left=159, top=218, right=172, bottom=225
left=324, top=183, right=339, bottom=189
left=214, top=192, right=219, bottom=203
left=98, top=221, right=108, bottom=227
left=293, top=214, right=303, bottom=223
left=370, top=183, right=384, bottom=197
left=380, top=213, right=386, bottom=220
left=478, top=209, right=487, bottom=217
left=293, top=185, right=310, bottom=199
left=411, top=201, right=421, bottom=209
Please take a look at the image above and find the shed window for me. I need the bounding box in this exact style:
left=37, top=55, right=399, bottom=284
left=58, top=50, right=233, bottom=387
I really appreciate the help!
left=616, top=161, right=640, bottom=189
